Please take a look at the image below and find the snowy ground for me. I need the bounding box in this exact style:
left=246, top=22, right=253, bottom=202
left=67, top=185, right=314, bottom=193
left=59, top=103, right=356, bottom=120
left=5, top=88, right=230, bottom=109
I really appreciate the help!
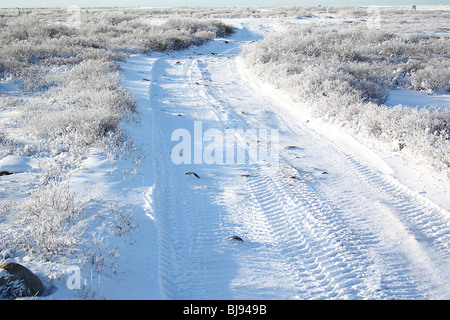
left=3, top=17, right=450, bottom=300
left=387, top=89, right=449, bottom=112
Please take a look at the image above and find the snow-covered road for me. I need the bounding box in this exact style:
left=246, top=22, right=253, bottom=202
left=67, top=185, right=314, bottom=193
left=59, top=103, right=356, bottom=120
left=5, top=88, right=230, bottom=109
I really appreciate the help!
left=118, top=21, right=450, bottom=299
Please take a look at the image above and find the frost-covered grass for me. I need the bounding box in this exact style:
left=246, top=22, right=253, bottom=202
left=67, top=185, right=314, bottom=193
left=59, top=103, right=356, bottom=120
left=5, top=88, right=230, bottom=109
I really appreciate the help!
left=0, top=10, right=233, bottom=161
left=0, top=8, right=233, bottom=287
left=241, top=10, right=450, bottom=172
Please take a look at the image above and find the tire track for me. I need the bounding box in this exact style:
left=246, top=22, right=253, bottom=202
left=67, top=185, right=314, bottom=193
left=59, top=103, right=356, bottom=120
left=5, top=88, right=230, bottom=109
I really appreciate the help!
left=147, top=55, right=240, bottom=299
left=325, top=148, right=450, bottom=298
left=142, top=27, right=450, bottom=299
left=234, top=42, right=450, bottom=298
left=241, top=164, right=383, bottom=299
left=190, top=47, right=450, bottom=298
left=181, top=50, right=384, bottom=299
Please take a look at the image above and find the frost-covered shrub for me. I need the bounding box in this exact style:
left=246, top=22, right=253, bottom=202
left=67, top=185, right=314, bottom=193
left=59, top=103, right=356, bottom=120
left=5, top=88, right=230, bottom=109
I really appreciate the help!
left=164, top=18, right=234, bottom=38
left=0, top=181, right=86, bottom=260
left=18, top=59, right=136, bottom=161
left=410, top=58, right=450, bottom=93
left=242, top=26, right=398, bottom=105
left=1, top=11, right=233, bottom=162
left=0, top=12, right=234, bottom=88
left=100, top=18, right=234, bottom=53
left=242, top=22, right=450, bottom=172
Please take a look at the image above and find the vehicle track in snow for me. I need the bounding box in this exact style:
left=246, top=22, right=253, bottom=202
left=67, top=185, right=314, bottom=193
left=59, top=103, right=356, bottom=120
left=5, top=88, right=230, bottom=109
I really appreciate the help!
left=133, top=24, right=450, bottom=299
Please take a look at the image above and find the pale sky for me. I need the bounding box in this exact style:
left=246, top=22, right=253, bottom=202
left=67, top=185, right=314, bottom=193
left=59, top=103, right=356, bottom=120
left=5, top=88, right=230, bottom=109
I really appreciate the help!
left=0, top=0, right=448, bottom=8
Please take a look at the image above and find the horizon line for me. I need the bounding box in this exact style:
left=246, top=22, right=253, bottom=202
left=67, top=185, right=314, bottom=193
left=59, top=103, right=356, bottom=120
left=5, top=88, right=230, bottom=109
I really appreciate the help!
left=2, top=4, right=449, bottom=8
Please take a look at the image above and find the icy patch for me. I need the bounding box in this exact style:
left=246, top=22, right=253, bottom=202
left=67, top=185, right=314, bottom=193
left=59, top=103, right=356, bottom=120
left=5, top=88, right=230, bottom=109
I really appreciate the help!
left=388, top=89, right=449, bottom=112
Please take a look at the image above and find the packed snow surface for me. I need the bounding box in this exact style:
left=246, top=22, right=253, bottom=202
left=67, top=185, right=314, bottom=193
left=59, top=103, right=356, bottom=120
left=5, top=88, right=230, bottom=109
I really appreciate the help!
left=17, top=18, right=450, bottom=299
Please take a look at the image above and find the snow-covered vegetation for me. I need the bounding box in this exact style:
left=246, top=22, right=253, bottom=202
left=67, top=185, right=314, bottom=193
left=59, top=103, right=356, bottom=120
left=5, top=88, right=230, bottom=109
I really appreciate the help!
left=0, top=9, right=233, bottom=157
left=0, top=8, right=233, bottom=298
left=1, top=5, right=449, bottom=300
left=241, top=9, right=449, bottom=173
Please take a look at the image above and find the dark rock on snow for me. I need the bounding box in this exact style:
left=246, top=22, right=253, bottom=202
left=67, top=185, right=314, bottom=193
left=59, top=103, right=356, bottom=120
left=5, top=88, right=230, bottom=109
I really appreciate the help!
left=185, top=171, right=200, bottom=178
left=0, top=262, right=45, bottom=298
left=228, top=235, right=244, bottom=242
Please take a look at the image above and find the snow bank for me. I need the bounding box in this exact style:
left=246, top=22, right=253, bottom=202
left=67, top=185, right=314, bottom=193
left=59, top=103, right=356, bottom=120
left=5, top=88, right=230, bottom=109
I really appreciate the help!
left=0, top=156, right=32, bottom=174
